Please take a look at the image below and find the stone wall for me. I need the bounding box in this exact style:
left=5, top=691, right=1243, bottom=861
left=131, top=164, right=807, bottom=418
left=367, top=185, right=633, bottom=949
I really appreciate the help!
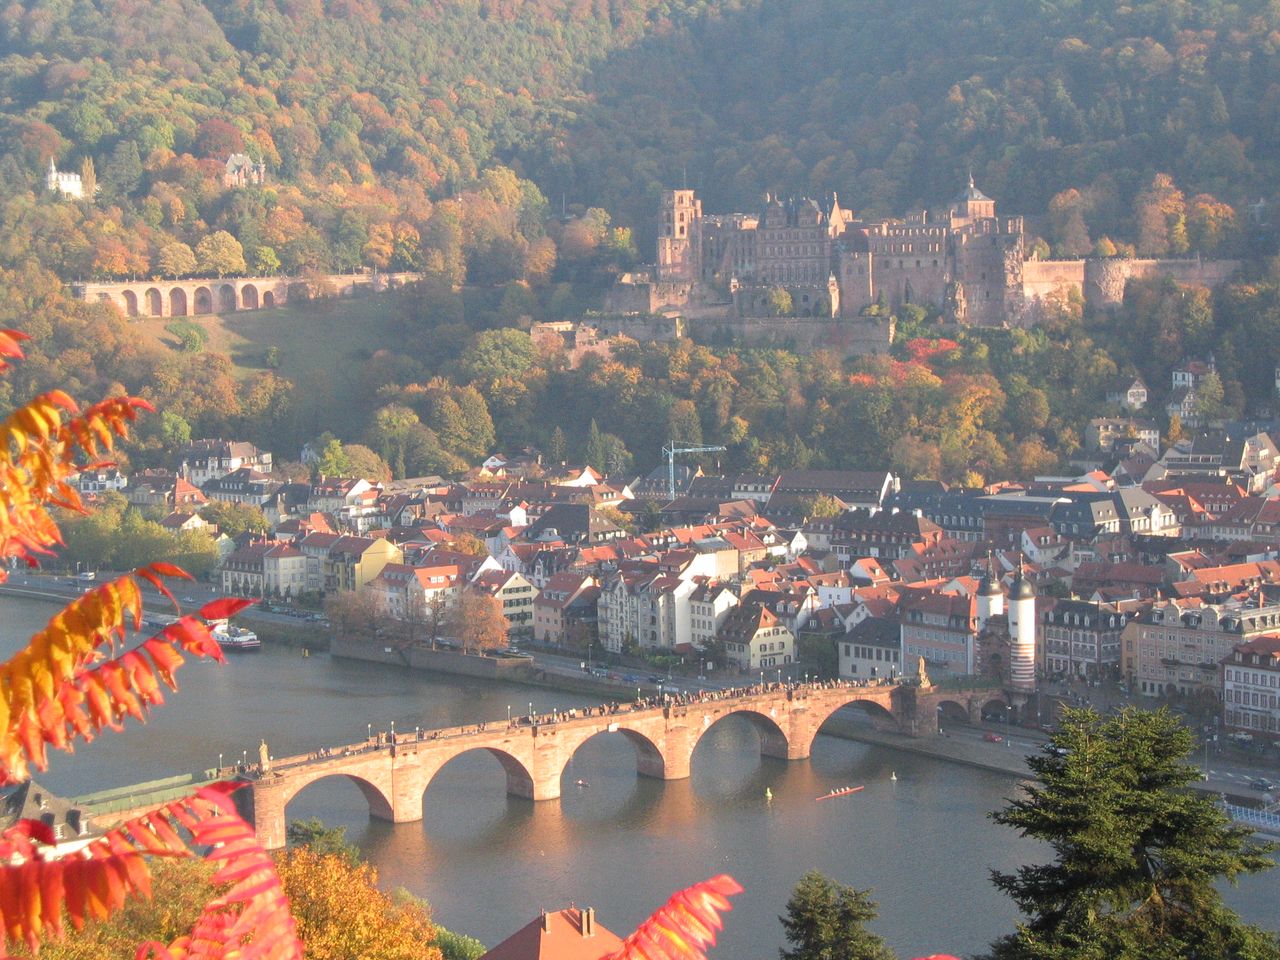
left=1083, top=258, right=1240, bottom=308
left=1022, top=259, right=1086, bottom=305
left=690, top=315, right=893, bottom=356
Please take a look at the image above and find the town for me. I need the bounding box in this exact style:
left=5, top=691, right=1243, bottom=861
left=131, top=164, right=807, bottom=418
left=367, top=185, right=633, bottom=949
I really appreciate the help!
left=57, top=410, right=1280, bottom=751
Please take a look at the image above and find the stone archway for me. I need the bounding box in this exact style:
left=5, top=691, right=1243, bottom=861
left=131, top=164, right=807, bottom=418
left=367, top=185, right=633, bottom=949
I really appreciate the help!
left=937, top=700, right=971, bottom=728
left=561, top=727, right=670, bottom=782
left=121, top=290, right=139, bottom=317
left=263, top=290, right=275, bottom=308
left=169, top=288, right=188, bottom=317
left=422, top=746, right=536, bottom=804
left=798, top=693, right=900, bottom=754
left=282, top=771, right=395, bottom=823
left=695, top=708, right=791, bottom=762
left=218, top=283, right=237, bottom=313
left=241, top=283, right=259, bottom=310
left=145, top=287, right=163, bottom=317
left=193, top=286, right=212, bottom=315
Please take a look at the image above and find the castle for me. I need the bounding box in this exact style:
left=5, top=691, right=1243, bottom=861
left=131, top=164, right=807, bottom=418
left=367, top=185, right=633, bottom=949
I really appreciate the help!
left=46, top=158, right=85, bottom=199
left=615, top=178, right=1241, bottom=332
left=654, top=176, right=1023, bottom=325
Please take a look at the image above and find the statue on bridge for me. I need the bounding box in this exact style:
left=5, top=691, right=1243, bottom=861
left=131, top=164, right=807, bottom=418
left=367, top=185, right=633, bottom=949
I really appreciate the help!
left=259, top=739, right=271, bottom=774
left=916, top=656, right=930, bottom=688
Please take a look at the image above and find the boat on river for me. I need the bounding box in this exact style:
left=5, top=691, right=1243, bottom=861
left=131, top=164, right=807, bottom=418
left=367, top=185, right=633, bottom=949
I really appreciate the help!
left=211, top=621, right=261, bottom=652
left=816, top=785, right=864, bottom=801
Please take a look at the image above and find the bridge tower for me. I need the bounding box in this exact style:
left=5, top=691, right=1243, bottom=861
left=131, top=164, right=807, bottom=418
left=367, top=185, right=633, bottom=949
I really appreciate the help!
left=1008, top=565, right=1036, bottom=692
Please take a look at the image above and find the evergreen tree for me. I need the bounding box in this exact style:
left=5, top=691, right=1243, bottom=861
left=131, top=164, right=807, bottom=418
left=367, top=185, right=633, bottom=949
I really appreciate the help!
left=547, top=425, right=567, bottom=464
left=101, top=140, right=141, bottom=199
left=984, top=708, right=1279, bottom=960
left=779, top=871, right=895, bottom=960
left=584, top=418, right=606, bottom=472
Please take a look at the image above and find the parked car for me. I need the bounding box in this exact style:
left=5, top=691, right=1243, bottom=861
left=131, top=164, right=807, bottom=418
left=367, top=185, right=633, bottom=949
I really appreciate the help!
left=1249, top=778, right=1275, bottom=792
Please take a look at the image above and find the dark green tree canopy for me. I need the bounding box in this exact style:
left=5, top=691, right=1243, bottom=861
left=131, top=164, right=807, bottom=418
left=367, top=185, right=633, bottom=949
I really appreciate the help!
left=984, top=707, right=1280, bottom=960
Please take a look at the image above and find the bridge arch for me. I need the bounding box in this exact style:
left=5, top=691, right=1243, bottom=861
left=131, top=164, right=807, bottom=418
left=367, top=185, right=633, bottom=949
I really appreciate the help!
left=695, top=707, right=791, bottom=762
left=263, top=290, right=275, bottom=308
left=121, top=290, right=138, bottom=317
left=241, top=283, right=259, bottom=309
left=218, top=283, right=237, bottom=313
left=169, top=288, right=188, bottom=317
left=561, top=726, right=669, bottom=781
left=800, top=693, right=899, bottom=755
left=193, top=286, right=212, bottom=315
left=145, top=287, right=163, bottom=317
left=936, top=699, right=971, bottom=727
left=280, top=769, right=394, bottom=823
left=980, top=697, right=1010, bottom=721
left=422, top=746, right=536, bottom=803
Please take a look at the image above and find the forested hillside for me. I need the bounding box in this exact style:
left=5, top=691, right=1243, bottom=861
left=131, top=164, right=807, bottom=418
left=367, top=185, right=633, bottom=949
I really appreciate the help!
left=8, top=0, right=1280, bottom=482
left=5, top=0, right=1280, bottom=249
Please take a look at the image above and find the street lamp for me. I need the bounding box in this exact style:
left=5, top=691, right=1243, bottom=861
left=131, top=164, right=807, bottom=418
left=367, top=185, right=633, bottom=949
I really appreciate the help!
left=507, top=704, right=512, bottom=725
left=218, top=752, right=223, bottom=772
left=528, top=701, right=533, bottom=720
left=1005, top=704, right=1012, bottom=748
left=367, top=722, right=372, bottom=741
left=390, top=720, right=395, bottom=742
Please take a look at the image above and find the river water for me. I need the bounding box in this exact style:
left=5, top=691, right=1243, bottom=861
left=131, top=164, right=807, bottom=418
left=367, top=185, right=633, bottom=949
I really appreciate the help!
left=2, top=594, right=1276, bottom=958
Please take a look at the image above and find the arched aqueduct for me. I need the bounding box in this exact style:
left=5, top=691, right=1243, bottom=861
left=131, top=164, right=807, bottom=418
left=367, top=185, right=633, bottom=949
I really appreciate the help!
left=73, top=272, right=421, bottom=318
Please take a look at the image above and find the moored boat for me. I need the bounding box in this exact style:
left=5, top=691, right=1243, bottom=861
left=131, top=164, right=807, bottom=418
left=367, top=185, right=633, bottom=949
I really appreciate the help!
left=210, top=621, right=261, bottom=652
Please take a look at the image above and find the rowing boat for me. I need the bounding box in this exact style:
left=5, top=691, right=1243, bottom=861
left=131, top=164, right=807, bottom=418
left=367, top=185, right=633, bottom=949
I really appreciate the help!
left=816, top=785, right=864, bottom=801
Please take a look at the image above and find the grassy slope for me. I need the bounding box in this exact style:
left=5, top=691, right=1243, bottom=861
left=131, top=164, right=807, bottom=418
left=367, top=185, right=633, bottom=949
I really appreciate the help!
left=131, top=295, right=405, bottom=439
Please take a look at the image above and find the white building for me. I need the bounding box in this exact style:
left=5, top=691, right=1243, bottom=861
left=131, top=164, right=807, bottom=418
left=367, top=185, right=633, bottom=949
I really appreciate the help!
left=46, top=158, right=85, bottom=199
left=1222, top=636, right=1280, bottom=740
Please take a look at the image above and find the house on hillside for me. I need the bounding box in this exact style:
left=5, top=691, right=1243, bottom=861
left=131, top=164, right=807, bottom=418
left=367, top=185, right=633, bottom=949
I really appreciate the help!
left=179, top=440, right=272, bottom=485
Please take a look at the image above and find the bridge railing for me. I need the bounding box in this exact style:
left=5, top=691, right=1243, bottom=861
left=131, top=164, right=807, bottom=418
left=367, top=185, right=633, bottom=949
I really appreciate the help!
left=1222, top=801, right=1280, bottom=835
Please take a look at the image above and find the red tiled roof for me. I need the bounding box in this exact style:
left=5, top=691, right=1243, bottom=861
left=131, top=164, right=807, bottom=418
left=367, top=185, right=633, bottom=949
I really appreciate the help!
left=479, top=908, right=623, bottom=960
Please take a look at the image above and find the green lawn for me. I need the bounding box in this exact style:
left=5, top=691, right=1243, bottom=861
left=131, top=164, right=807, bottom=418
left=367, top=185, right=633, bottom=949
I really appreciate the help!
left=131, top=293, right=406, bottom=438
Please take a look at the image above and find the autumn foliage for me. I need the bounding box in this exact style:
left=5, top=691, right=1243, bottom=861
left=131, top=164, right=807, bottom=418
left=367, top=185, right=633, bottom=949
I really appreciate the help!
left=0, top=329, right=300, bottom=958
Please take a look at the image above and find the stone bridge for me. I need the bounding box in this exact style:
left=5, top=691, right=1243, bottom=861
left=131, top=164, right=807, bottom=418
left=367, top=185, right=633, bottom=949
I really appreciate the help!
left=73, top=272, right=421, bottom=318
left=238, top=681, right=1006, bottom=849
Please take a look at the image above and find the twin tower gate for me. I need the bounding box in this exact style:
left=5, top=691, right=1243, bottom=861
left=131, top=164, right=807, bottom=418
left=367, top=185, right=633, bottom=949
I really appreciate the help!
left=239, top=683, right=1007, bottom=849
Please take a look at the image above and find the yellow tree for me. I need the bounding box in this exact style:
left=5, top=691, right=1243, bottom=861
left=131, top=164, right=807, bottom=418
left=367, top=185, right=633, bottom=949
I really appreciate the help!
left=0, top=328, right=300, bottom=958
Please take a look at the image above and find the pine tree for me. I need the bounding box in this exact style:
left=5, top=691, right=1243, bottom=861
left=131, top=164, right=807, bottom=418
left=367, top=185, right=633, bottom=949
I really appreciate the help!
left=548, top=425, right=567, bottom=464
left=779, top=871, right=896, bottom=960
left=584, top=418, right=606, bottom=472
left=983, top=708, right=1280, bottom=960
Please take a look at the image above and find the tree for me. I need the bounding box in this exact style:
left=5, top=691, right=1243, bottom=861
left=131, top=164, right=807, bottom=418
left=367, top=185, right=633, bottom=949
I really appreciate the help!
left=101, top=140, right=142, bottom=199
left=584, top=418, right=607, bottom=471
left=766, top=287, right=793, bottom=316
left=801, top=494, right=844, bottom=519
left=286, top=818, right=360, bottom=867
left=450, top=587, right=508, bottom=653
left=79, top=156, right=97, bottom=199
left=1194, top=371, right=1225, bottom=421
left=158, top=242, right=198, bottom=278
left=779, top=871, right=896, bottom=960
left=984, top=707, right=1280, bottom=960
left=196, top=230, right=247, bottom=277
left=201, top=500, right=271, bottom=538
left=252, top=245, right=282, bottom=275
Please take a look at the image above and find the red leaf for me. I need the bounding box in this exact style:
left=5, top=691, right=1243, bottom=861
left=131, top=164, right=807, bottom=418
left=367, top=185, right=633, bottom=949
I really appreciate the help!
left=199, top=597, right=257, bottom=621
left=3, top=819, right=57, bottom=846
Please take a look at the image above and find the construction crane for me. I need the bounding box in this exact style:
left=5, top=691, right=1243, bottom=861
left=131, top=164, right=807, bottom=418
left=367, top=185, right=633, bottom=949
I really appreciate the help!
left=663, top=441, right=727, bottom=500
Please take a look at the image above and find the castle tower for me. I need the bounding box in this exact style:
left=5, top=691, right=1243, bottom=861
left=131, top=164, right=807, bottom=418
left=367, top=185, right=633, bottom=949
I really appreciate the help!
left=976, top=559, right=1004, bottom=632
left=1007, top=564, right=1036, bottom=691
left=656, top=189, right=702, bottom=283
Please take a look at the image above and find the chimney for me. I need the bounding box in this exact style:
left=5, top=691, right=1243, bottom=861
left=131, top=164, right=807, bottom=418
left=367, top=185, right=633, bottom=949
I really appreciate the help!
left=583, top=908, right=595, bottom=937
left=542, top=910, right=550, bottom=932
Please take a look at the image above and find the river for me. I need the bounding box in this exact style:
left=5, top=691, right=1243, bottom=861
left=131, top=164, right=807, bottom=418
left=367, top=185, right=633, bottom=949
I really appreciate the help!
left=2, top=594, right=1276, bottom=958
